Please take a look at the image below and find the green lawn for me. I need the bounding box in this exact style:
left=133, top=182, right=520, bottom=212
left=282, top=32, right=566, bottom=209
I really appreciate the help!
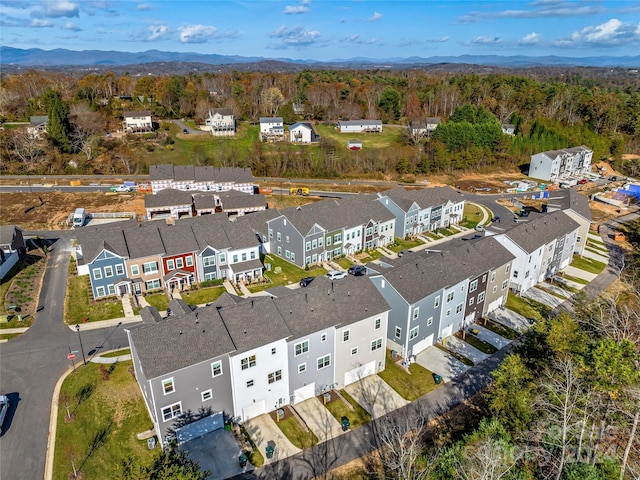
left=584, top=246, right=609, bottom=257
left=586, top=241, right=608, bottom=253
left=100, top=348, right=131, bottom=358
left=314, top=124, right=406, bottom=149
left=436, top=344, right=474, bottom=366
left=461, top=203, right=486, bottom=228
left=481, top=318, right=519, bottom=340
left=505, top=293, right=548, bottom=321
left=570, top=256, right=607, bottom=275
left=144, top=293, right=170, bottom=311
left=536, top=285, right=569, bottom=299
left=335, top=257, right=353, bottom=269
left=65, top=275, right=124, bottom=324
left=387, top=237, right=425, bottom=252
left=324, top=391, right=371, bottom=429
left=377, top=350, right=439, bottom=401
left=274, top=416, right=318, bottom=450
left=181, top=286, right=225, bottom=306
left=250, top=254, right=326, bottom=291
left=53, top=361, right=155, bottom=480
left=240, top=426, right=264, bottom=468
left=460, top=332, right=498, bottom=354
left=361, top=249, right=384, bottom=262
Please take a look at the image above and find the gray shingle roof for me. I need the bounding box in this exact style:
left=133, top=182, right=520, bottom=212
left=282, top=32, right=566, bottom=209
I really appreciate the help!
left=260, top=117, right=283, bottom=123
left=234, top=208, right=280, bottom=235
left=144, top=189, right=194, bottom=208
left=210, top=108, right=234, bottom=116
left=546, top=190, right=592, bottom=222
left=219, top=190, right=266, bottom=210
left=379, top=186, right=463, bottom=213
left=0, top=225, right=21, bottom=248
left=505, top=211, right=580, bottom=254
left=29, top=115, right=48, bottom=126
left=148, top=164, right=254, bottom=184
left=75, top=219, right=138, bottom=264
left=338, top=120, right=382, bottom=126
left=123, top=110, right=151, bottom=117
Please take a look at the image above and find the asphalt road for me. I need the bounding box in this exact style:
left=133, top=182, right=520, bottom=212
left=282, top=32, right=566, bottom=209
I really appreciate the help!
left=0, top=231, right=131, bottom=480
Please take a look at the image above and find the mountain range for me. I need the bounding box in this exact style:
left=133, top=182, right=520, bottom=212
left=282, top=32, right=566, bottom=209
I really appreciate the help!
left=2, top=46, right=639, bottom=68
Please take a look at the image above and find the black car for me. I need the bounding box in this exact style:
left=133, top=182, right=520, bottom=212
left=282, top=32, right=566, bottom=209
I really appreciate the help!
left=183, top=128, right=188, bottom=134
left=299, top=277, right=314, bottom=287
left=348, top=265, right=366, bottom=276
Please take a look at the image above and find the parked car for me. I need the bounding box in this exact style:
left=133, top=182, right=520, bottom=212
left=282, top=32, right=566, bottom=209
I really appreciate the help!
left=397, top=250, right=412, bottom=257
left=110, top=185, right=131, bottom=192
left=0, top=395, right=9, bottom=434
left=183, top=128, right=188, bottom=134
left=348, top=265, right=366, bottom=276
left=299, top=277, right=314, bottom=287
left=326, top=270, right=347, bottom=280
left=578, top=179, right=588, bottom=185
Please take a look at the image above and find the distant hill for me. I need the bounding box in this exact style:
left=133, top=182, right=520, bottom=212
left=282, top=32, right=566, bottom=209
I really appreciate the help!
left=2, top=46, right=639, bottom=69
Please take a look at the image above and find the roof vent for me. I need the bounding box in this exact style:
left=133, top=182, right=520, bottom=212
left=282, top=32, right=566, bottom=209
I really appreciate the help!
left=179, top=330, right=182, bottom=335
left=195, top=313, right=199, bottom=323
left=347, top=291, right=350, bottom=296
left=243, top=329, right=247, bottom=334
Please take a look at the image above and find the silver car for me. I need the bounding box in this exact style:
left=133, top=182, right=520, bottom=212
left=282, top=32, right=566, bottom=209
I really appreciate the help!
left=0, top=395, right=9, bottom=434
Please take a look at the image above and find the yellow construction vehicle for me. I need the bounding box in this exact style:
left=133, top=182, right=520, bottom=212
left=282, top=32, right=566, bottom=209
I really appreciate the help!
left=289, top=187, right=310, bottom=196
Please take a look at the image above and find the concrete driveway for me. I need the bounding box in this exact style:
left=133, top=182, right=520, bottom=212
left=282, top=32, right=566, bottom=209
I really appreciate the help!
left=522, top=286, right=565, bottom=309
left=488, top=306, right=533, bottom=333
left=243, top=414, right=301, bottom=465
left=445, top=336, right=489, bottom=364
left=293, top=397, right=345, bottom=442
left=344, top=375, right=408, bottom=419
left=416, top=346, right=469, bottom=383
left=468, top=324, right=510, bottom=349
left=563, top=265, right=599, bottom=282
left=181, top=428, right=252, bottom=480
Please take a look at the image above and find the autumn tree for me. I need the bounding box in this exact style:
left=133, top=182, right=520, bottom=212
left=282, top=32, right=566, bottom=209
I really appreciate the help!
left=43, top=88, right=71, bottom=153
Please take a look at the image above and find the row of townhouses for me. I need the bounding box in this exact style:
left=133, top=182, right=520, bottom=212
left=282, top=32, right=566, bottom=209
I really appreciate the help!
left=528, top=146, right=593, bottom=182
left=149, top=164, right=255, bottom=195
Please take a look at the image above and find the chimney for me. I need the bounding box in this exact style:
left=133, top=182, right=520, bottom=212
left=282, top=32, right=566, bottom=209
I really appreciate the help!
left=195, top=312, right=199, bottom=323
left=305, top=293, right=308, bottom=303
left=251, top=300, right=254, bottom=308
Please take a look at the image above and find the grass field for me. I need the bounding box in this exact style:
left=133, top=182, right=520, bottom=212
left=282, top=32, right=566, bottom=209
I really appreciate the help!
left=482, top=319, right=519, bottom=340
left=275, top=416, right=318, bottom=450
left=314, top=124, right=406, bottom=149
left=459, top=332, right=498, bottom=354
left=181, top=286, right=225, bottom=306
left=65, top=274, right=124, bottom=324
left=377, top=350, right=439, bottom=401
left=570, top=256, right=607, bottom=275
left=144, top=292, right=170, bottom=311
left=461, top=203, right=486, bottom=228
left=324, top=391, right=371, bottom=430
left=505, top=293, right=549, bottom=321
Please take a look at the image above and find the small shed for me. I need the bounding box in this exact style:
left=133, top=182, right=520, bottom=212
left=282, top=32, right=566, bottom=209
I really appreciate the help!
left=348, top=140, right=362, bottom=151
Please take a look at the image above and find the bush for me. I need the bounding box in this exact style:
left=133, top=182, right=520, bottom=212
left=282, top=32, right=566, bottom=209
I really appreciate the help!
left=200, top=279, right=223, bottom=287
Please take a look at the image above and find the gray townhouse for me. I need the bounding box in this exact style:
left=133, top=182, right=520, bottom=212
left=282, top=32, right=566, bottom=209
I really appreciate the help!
left=234, top=208, right=281, bottom=255
left=149, top=164, right=254, bottom=195
left=267, top=206, right=327, bottom=268
left=545, top=189, right=592, bottom=256
left=127, top=276, right=390, bottom=447
left=377, top=186, right=465, bottom=238
left=490, top=211, right=580, bottom=293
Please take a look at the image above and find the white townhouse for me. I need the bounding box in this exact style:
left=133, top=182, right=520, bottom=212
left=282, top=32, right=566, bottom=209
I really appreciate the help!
left=528, top=146, right=593, bottom=182
left=206, top=108, right=236, bottom=136
left=123, top=110, right=153, bottom=133
left=149, top=164, right=254, bottom=195
left=545, top=189, right=592, bottom=256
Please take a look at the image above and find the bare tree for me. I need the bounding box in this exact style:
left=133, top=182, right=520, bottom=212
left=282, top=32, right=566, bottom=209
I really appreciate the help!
left=456, top=433, right=523, bottom=480
left=376, top=413, right=431, bottom=480
left=7, top=128, right=45, bottom=170
left=69, top=103, right=103, bottom=161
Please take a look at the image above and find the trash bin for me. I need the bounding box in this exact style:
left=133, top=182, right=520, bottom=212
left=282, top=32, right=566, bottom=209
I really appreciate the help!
left=265, top=445, right=275, bottom=459
left=238, top=454, right=248, bottom=467
left=433, top=374, right=443, bottom=385
left=341, top=416, right=350, bottom=431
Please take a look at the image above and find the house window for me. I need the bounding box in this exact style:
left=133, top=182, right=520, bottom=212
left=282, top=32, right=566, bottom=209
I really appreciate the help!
left=317, top=354, right=331, bottom=370
left=469, top=297, right=474, bottom=306
left=277, top=246, right=282, bottom=255
left=219, top=253, right=226, bottom=263
left=446, top=309, right=451, bottom=317
left=277, top=232, right=281, bottom=241
left=251, top=251, right=256, bottom=260
left=434, top=296, right=440, bottom=308
left=203, top=256, right=215, bottom=267
left=104, top=266, right=113, bottom=277
left=162, top=378, right=174, bottom=394
left=186, top=256, right=193, bottom=267
left=513, top=270, right=519, bottom=278
left=204, top=272, right=217, bottom=281
left=395, top=326, right=401, bottom=339
left=502, top=280, right=508, bottom=290
left=93, top=268, right=102, bottom=280
left=131, top=264, right=139, bottom=276
left=233, top=254, right=238, bottom=263
left=285, top=250, right=290, bottom=259
left=96, top=286, right=105, bottom=297
left=334, top=233, right=342, bottom=243
left=241, top=355, right=256, bottom=370
left=306, top=241, right=311, bottom=251
left=115, top=264, right=125, bottom=276
left=456, top=303, right=463, bottom=314
left=490, top=272, right=496, bottom=282
left=525, top=271, right=530, bottom=278
left=268, top=370, right=282, bottom=384
left=143, top=261, right=158, bottom=274
left=371, top=338, right=382, bottom=351
left=446, top=292, right=454, bottom=302
left=482, top=274, right=487, bottom=283
left=427, top=316, right=433, bottom=326
left=161, top=402, right=182, bottom=422
left=201, top=390, right=212, bottom=402
left=145, top=279, right=160, bottom=290
left=305, top=256, right=311, bottom=265
left=326, top=237, right=331, bottom=246
left=242, top=253, right=247, bottom=262
left=269, top=228, right=273, bottom=238
left=108, top=285, right=115, bottom=295
left=413, top=307, right=419, bottom=320
left=469, top=280, right=478, bottom=293
left=271, top=347, right=276, bottom=355
left=351, top=347, right=358, bottom=356
left=343, top=330, right=350, bottom=342
left=478, top=292, right=486, bottom=303
left=410, top=326, right=419, bottom=340
left=167, top=259, right=175, bottom=271
left=312, top=239, right=317, bottom=249
left=295, top=340, right=309, bottom=356
left=506, top=264, right=510, bottom=274
left=374, top=318, right=381, bottom=330
left=321, top=333, right=327, bottom=343
left=285, top=235, right=289, bottom=243
left=291, top=252, right=295, bottom=262
left=246, top=380, right=254, bottom=388
left=298, top=363, right=307, bottom=373
left=211, top=361, right=222, bottom=377
left=493, top=285, right=498, bottom=293
left=176, top=258, right=184, bottom=269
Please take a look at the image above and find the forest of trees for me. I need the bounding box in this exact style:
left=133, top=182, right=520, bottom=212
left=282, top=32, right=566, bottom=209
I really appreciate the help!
left=0, top=68, right=638, bottom=177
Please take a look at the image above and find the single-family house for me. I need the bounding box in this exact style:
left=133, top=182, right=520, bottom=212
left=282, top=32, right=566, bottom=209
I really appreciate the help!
left=491, top=211, right=580, bottom=293
left=27, top=115, right=48, bottom=138
left=149, top=164, right=254, bottom=195
left=425, top=117, right=441, bottom=132
left=293, top=103, right=305, bottom=116
left=0, top=225, right=26, bottom=279
left=289, top=122, right=319, bottom=143
left=259, top=117, right=284, bottom=141
left=348, top=139, right=363, bottom=150
left=501, top=124, right=516, bottom=135
left=337, top=120, right=382, bottom=133
left=545, top=189, right=592, bottom=256
left=123, top=110, right=153, bottom=133
left=206, top=108, right=235, bottom=136
left=528, top=146, right=593, bottom=182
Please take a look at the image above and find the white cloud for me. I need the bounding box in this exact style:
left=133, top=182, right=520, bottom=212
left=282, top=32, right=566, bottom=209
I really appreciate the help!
left=30, top=18, right=53, bottom=27
left=284, top=5, right=309, bottom=14
left=368, top=11, right=382, bottom=22
left=471, top=35, right=501, bottom=45
left=137, top=3, right=152, bottom=10
left=63, top=21, right=82, bottom=31
left=519, top=32, right=540, bottom=45
left=146, top=24, right=169, bottom=41
left=556, top=18, right=640, bottom=47
left=458, top=1, right=603, bottom=23
left=39, top=1, right=79, bottom=18
left=269, top=25, right=321, bottom=48
left=178, top=24, right=217, bottom=43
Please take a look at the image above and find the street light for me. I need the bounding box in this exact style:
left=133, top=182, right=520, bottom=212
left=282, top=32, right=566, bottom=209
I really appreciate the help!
left=75, top=324, right=87, bottom=365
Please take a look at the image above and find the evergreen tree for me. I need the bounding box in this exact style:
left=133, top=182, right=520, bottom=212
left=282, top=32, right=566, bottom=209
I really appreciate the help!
left=43, top=89, right=71, bottom=153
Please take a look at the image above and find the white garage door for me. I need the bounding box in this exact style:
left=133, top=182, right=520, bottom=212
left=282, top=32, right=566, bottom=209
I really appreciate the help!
left=344, top=361, right=376, bottom=386
left=441, top=324, right=453, bottom=339
left=293, top=383, right=315, bottom=404
left=411, top=334, right=434, bottom=356
left=487, top=296, right=503, bottom=314
left=242, top=399, right=266, bottom=421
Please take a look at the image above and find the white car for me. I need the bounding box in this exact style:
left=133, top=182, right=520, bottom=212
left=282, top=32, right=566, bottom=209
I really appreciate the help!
left=110, top=185, right=131, bottom=192
left=0, top=395, right=9, bottom=434
left=326, top=270, right=347, bottom=280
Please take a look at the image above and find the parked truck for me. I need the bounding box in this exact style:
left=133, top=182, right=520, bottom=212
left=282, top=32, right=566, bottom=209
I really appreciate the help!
left=290, top=187, right=310, bottom=196
left=73, top=208, right=86, bottom=227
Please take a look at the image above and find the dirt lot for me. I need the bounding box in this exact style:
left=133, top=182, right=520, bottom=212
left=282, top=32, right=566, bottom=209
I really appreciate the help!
left=454, top=172, right=526, bottom=193
left=0, top=191, right=146, bottom=230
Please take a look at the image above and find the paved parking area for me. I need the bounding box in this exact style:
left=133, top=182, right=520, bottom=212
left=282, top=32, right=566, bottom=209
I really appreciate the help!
left=468, top=324, right=510, bottom=349
left=522, top=286, right=565, bottom=309
left=182, top=428, right=252, bottom=480
left=416, top=346, right=470, bottom=383
left=344, top=375, right=408, bottom=419
left=445, top=336, right=489, bottom=364
left=488, top=307, right=533, bottom=333
left=294, top=397, right=345, bottom=442
left=243, top=413, right=301, bottom=465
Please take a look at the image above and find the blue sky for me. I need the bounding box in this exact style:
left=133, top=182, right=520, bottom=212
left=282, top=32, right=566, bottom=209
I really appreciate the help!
left=1, top=1, right=639, bottom=59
